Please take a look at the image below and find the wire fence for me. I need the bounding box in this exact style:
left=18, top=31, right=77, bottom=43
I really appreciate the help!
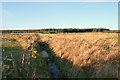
left=2, top=49, right=33, bottom=78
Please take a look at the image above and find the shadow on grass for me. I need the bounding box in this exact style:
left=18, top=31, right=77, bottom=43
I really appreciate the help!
left=33, top=41, right=94, bottom=78
left=2, top=46, right=28, bottom=78
left=2, top=39, right=119, bottom=79
left=33, top=40, right=119, bottom=79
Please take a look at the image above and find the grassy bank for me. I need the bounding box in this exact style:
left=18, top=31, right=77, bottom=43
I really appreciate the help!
left=2, top=32, right=120, bottom=79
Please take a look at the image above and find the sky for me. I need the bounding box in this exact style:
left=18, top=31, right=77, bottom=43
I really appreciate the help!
left=1, top=0, right=119, bottom=2
left=2, top=2, right=118, bottom=30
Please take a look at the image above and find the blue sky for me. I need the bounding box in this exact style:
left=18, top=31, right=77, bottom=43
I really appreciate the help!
left=2, top=2, right=118, bottom=30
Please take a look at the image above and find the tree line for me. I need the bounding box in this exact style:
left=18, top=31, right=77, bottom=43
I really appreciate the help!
left=2, top=28, right=110, bottom=33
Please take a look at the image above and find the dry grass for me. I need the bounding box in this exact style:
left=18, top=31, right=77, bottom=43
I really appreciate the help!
left=2, top=33, right=50, bottom=78
left=39, top=32, right=120, bottom=78
left=2, top=32, right=120, bottom=78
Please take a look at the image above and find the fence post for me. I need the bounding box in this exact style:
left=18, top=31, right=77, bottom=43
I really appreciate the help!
left=22, top=54, right=25, bottom=67
left=11, top=51, right=19, bottom=78
left=28, top=51, right=32, bottom=77
left=3, top=48, right=5, bottom=57
left=11, top=52, right=14, bottom=68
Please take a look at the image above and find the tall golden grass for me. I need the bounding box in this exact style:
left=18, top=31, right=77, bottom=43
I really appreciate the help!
left=2, top=32, right=120, bottom=78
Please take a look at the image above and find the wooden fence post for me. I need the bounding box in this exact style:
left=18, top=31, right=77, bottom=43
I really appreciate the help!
left=11, top=52, right=14, bottom=68
left=28, top=51, right=32, bottom=77
left=3, top=48, right=5, bottom=57
left=22, top=54, right=25, bottom=67
left=11, top=51, right=19, bottom=78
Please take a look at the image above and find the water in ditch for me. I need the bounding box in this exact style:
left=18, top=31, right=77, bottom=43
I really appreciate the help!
left=42, top=50, right=60, bottom=79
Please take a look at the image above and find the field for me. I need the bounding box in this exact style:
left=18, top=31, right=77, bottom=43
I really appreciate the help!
left=2, top=32, right=120, bottom=79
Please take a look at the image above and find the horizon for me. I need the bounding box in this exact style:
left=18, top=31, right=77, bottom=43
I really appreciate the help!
left=2, top=2, right=118, bottom=30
